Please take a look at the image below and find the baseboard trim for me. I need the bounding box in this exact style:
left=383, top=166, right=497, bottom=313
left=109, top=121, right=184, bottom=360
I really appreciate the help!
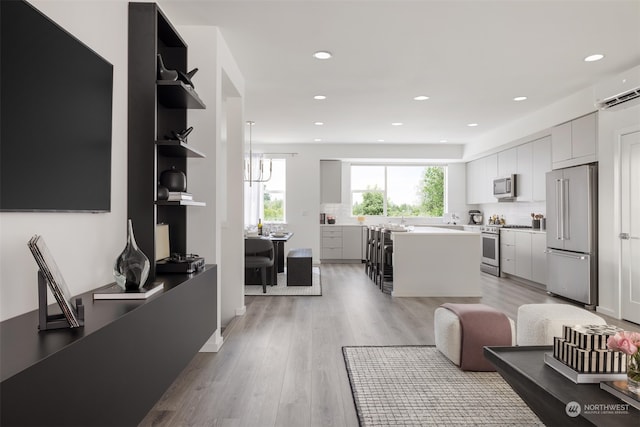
left=199, top=329, right=224, bottom=352
left=236, top=305, right=247, bottom=316
left=596, top=306, right=618, bottom=319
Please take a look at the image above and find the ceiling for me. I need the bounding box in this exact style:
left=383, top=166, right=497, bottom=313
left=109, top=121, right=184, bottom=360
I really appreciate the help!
left=159, top=0, right=640, bottom=146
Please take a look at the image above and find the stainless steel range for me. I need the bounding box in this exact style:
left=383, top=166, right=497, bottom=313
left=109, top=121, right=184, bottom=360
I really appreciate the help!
left=480, top=225, right=501, bottom=276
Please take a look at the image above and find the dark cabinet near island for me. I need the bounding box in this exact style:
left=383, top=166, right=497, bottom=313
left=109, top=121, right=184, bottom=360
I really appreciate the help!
left=128, top=2, right=206, bottom=279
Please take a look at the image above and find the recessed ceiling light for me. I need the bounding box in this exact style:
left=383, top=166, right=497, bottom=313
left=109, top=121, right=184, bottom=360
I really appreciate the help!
left=413, top=95, right=430, bottom=101
left=313, top=51, right=332, bottom=60
left=513, top=96, right=528, bottom=101
left=313, top=95, right=326, bottom=100
left=584, top=54, right=604, bottom=62
left=467, top=123, right=478, bottom=127
left=314, top=121, right=324, bottom=126
left=439, top=139, right=448, bottom=143
left=391, top=122, right=403, bottom=126
left=377, top=139, right=385, bottom=142
left=314, top=138, right=322, bottom=142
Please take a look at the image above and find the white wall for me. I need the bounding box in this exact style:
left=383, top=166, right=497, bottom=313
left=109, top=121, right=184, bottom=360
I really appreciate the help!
left=0, top=1, right=128, bottom=322
left=252, top=142, right=466, bottom=264
left=179, top=25, right=246, bottom=345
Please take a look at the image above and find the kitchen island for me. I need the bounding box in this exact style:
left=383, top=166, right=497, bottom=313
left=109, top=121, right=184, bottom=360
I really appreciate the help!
left=390, top=226, right=481, bottom=297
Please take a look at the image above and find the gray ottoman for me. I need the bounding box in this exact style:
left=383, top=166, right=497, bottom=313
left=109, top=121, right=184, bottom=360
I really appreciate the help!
left=287, top=248, right=312, bottom=286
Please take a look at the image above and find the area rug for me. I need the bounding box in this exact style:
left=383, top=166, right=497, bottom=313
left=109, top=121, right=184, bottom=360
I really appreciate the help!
left=244, top=266, right=322, bottom=296
left=342, top=346, right=544, bottom=426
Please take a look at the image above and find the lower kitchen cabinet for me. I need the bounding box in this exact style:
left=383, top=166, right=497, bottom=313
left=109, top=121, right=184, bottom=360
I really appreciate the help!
left=321, top=226, right=363, bottom=262
left=501, top=229, right=546, bottom=285
left=501, top=230, right=515, bottom=275
left=531, top=233, right=547, bottom=284
left=515, top=232, right=532, bottom=280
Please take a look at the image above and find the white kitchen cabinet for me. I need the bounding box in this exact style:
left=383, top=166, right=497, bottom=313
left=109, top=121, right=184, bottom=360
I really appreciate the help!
left=320, top=160, right=342, bottom=203
left=532, top=136, right=551, bottom=201
left=571, top=113, right=597, bottom=159
left=500, top=230, right=515, bottom=275
left=515, top=231, right=532, bottom=280
left=516, top=143, right=533, bottom=201
left=321, top=226, right=363, bottom=261
left=342, top=226, right=363, bottom=260
left=551, top=112, right=597, bottom=169
left=498, top=147, right=517, bottom=177
left=484, top=154, right=498, bottom=202
left=466, top=154, right=498, bottom=204
left=321, top=226, right=342, bottom=259
left=531, top=233, right=547, bottom=285
left=466, top=159, right=480, bottom=204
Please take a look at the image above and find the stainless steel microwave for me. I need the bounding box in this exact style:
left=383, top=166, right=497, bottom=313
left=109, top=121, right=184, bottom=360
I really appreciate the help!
left=493, top=175, right=516, bottom=199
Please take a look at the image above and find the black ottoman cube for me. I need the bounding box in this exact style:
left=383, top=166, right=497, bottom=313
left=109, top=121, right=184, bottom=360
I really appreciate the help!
left=287, top=248, right=312, bottom=286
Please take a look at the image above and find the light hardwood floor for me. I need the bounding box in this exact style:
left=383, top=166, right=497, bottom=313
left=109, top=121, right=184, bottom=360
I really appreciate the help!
left=140, top=264, right=640, bottom=427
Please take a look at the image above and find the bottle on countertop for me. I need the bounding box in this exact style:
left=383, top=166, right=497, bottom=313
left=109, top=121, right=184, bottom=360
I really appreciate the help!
left=258, top=218, right=263, bottom=235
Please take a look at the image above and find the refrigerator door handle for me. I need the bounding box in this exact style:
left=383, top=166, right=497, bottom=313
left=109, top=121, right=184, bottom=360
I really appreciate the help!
left=562, top=178, right=570, bottom=240
left=555, top=179, right=563, bottom=240
left=544, top=249, right=588, bottom=260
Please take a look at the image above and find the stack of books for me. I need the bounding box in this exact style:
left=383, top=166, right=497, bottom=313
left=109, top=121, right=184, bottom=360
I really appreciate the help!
left=167, top=192, right=192, bottom=201
left=544, top=324, right=628, bottom=383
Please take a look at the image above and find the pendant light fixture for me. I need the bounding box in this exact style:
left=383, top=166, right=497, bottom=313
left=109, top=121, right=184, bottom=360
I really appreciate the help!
left=244, top=121, right=272, bottom=186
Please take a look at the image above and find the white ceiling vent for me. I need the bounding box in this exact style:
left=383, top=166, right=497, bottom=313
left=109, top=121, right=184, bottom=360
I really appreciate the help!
left=595, top=65, right=640, bottom=111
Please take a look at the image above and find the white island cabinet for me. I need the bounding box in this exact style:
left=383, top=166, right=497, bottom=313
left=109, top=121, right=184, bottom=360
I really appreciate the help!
left=390, top=227, right=481, bottom=297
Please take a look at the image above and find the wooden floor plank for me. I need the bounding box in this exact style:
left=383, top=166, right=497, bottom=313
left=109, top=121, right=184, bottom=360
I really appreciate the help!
left=140, top=263, right=640, bottom=427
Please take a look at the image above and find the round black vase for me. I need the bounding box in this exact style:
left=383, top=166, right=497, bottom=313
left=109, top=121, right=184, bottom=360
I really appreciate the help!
left=157, top=184, right=170, bottom=200
left=160, top=166, right=187, bottom=192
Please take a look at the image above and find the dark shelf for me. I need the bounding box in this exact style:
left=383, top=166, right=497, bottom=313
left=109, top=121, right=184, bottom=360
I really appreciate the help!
left=157, top=200, right=206, bottom=207
left=1, top=266, right=217, bottom=426
left=157, top=80, right=206, bottom=109
left=157, top=140, right=206, bottom=158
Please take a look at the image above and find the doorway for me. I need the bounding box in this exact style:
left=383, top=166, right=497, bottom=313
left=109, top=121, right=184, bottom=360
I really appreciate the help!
left=620, top=129, right=640, bottom=324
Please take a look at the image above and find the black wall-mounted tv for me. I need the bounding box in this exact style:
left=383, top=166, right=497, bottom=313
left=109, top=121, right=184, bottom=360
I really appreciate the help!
left=1, top=0, right=114, bottom=212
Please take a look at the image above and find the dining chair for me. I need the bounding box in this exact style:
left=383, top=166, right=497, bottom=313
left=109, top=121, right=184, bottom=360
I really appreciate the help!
left=245, top=238, right=275, bottom=293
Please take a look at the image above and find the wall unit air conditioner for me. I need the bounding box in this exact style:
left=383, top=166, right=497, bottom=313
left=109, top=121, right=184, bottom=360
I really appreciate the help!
left=594, top=65, right=640, bottom=111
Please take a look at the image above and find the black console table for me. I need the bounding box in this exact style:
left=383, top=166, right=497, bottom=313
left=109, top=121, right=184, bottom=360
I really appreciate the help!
left=484, top=346, right=640, bottom=427
left=1, top=265, right=217, bottom=426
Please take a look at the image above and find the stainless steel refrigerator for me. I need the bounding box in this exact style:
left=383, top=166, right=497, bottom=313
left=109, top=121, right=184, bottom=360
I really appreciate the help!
left=545, top=164, right=598, bottom=308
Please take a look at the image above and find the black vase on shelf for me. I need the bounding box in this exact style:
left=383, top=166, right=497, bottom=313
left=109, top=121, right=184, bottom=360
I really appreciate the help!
left=157, top=54, right=178, bottom=81
left=160, top=166, right=187, bottom=192
left=157, top=183, right=169, bottom=201
left=113, top=219, right=150, bottom=290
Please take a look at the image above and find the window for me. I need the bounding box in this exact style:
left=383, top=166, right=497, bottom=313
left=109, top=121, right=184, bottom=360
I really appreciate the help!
left=351, top=164, right=446, bottom=217
left=263, top=159, right=286, bottom=222
left=244, top=158, right=286, bottom=225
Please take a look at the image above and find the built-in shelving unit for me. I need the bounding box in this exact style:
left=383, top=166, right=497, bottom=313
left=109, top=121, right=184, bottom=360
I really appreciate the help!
left=157, top=80, right=206, bottom=109
left=128, top=2, right=207, bottom=279
left=156, top=140, right=206, bottom=157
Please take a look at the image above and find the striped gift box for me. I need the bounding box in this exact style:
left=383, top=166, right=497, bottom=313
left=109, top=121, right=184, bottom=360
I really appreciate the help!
left=562, top=324, right=624, bottom=350
left=553, top=336, right=628, bottom=373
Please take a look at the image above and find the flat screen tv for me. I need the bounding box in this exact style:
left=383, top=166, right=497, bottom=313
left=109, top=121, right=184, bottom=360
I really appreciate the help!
left=1, top=0, right=113, bottom=212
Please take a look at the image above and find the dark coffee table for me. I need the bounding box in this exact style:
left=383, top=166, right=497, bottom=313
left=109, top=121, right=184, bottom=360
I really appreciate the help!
left=484, top=346, right=640, bottom=427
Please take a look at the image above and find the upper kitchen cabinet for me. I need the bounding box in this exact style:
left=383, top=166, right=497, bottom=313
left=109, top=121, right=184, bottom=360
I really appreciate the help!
left=551, top=112, right=597, bottom=169
left=498, top=147, right=517, bottom=177
left=320, top=160, right=342, bottom=203
left=466, top=154, right=497, bottom=204
left=516, top=135, right=551, bottom=202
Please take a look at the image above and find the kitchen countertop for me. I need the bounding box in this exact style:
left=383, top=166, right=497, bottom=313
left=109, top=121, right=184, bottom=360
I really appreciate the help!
left=392, top=226, right=480, bottom=236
